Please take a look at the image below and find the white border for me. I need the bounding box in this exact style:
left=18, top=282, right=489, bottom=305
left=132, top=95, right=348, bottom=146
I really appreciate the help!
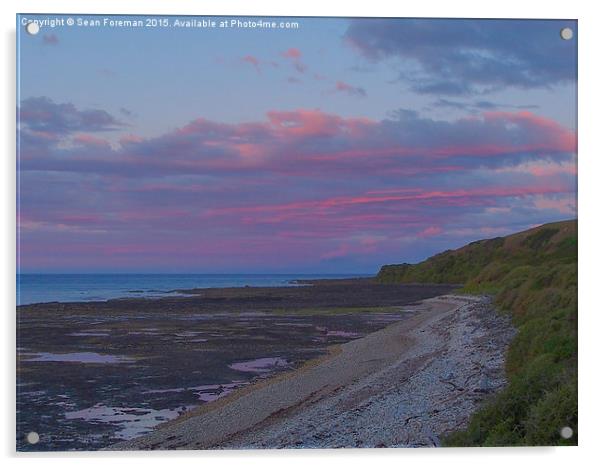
left=3, top=1, right=600, bottom=465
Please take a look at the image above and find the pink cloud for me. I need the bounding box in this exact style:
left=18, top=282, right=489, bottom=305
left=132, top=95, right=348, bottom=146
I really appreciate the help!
left=282, top=48, right=302, bottom=59
left=266, top=109, right=374, bottom=138
left=334, top=81, right=366, bottom=97
left=281, top=48, right=307, bottom=74
left=58, top=214, right=102, bottom=225
left=480, top=111, right=576, bottom=153
left=207, top=185, right=572, bottom=223
left=117, top=209, right=190, bottom=222
left=359, top=236, right=380, bottom=248
left=18, top=98, right=577, bottom=273
left=21, top=97, right=576, bottom=182
left=321, top=243, right=352, bottom=259
left=119, top=133, right=144, bottom=145
left=532, top=195, right=576, bottom=215
left=242, top=55, right=261, bottom=73
left=72, top=133, right=110, bottom=147
left=417, top=226, right=442, bottom=237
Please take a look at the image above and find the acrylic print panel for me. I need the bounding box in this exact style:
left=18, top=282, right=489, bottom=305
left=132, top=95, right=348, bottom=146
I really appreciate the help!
left=16, top=14, right=577, bottom=451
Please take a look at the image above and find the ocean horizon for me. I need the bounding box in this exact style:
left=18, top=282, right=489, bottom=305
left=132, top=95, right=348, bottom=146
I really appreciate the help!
left=16, top=273, right=372, bottom=306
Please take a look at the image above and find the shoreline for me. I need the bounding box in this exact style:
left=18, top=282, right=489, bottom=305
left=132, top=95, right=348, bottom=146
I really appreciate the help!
left=18, top=280, right=455, bottom=314
left=16, top=275, right=375, bottom=308
left=18, top=280, right=457, bottom=451
left=107, top=294, right=515, bottom=450
left=16, top=277, right=461, bottom=309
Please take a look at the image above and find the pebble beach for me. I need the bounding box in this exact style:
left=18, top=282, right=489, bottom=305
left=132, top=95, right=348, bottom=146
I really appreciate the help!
left=108, top=294, right=515, bottom=449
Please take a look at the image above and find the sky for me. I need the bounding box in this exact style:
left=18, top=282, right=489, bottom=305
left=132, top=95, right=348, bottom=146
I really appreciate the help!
left=17, top=15, right=577, bottom=273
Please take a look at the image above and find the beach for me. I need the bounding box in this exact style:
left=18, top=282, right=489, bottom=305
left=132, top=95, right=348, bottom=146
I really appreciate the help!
left=107, top=294, right=515, bottom=449
left=17, top=279, right=456, bottom=450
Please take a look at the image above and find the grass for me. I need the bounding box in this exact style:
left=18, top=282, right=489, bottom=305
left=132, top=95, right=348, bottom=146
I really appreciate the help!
left=376, top=220, right=577, bottom=446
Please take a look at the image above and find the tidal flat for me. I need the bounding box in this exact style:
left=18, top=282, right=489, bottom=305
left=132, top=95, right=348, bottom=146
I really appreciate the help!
left=16, top=279, right=455, bottom=451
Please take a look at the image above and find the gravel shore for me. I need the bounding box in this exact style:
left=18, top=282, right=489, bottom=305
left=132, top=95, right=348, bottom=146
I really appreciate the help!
left=107, top=294, right=515, bottom=450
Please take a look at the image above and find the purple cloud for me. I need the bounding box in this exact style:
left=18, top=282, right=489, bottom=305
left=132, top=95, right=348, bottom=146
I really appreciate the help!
left=18, top=98, right=576, bottom=179
left=17, top=98, right=576, bottom=272
left=345, top=19, right=577, bottom=95
left=428, top=98, right=540, bottom=114
left=19, top=97, right=125, bottom=136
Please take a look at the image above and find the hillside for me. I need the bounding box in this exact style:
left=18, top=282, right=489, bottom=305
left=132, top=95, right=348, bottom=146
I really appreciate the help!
left=377, top=220, right=576, bottom=286
left=377, top=220, right=578, bottom=446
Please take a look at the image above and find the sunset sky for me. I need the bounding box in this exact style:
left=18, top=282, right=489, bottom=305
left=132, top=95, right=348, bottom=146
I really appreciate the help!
left=17, top=16, right=577, bottom=273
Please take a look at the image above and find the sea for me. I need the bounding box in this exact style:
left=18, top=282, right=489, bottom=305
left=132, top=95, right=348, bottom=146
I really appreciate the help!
left=16, top=273, right=370, bottom=306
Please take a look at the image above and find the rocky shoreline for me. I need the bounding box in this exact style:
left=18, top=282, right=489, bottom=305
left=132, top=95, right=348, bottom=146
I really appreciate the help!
left=108, top=295, right=515, bottom=449
left=229, top=296, right=515, bottom=448
left=18, top=281, right=455, bottom=451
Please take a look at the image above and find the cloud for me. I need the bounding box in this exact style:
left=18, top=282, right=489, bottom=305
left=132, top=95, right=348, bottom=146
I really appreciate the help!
left=293, top=62, right=307, bottom=74
left=333, top=81, right=367, bottom=97
left=42, top=33, right=59, bottom=45
left=241, top=55, right=261, bottom=73
left=19, top=96, right=125, bottom=136
left=345, top=19, right=577, bottom=95
left=239, top=54, right=280, bottom=74
left=119, top=107, right=136, bottom=118
left=19, top=98, right=576, bottom=180
left=211, top=185, right=572, bottom=221
left=429, top=98, right=540, bottom=113
left=418, top=226, right=442, bottom=237
left=281, top=48, right=302, bottom=59
left=281, top=47, right=307, bottom=74
left=473, top=100, right=539, bottom=111
left=72, top=133, right=111, bottom=147
left=532, top=194, right=576, bottom=215
left=18, top=97, right=576, bottom=272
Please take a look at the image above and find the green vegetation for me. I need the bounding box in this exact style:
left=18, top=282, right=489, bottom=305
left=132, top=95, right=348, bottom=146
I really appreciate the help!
left=377, top=220, right=577, bottom=446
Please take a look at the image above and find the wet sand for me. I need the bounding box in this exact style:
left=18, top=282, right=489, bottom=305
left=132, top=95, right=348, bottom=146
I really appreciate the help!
left=107, top=294, right=514, bottom=449
left=17, top=280, right=455, bottom=451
